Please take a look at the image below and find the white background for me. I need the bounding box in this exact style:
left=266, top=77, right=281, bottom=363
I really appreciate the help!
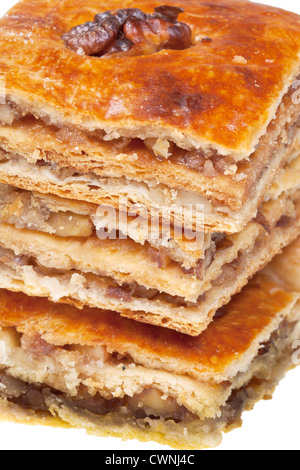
left=0, top=0, right=299, bottom=451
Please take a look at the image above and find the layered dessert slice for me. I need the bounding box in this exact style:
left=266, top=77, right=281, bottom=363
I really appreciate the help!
left=0, top=157, right=299, bottom=336
left=0, top=236, right=300, bottom=449
left=0, top=0, right=300, bottom=232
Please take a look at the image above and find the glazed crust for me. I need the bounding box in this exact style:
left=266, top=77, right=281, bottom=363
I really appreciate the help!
left=1, top=0, right=300, bottom=158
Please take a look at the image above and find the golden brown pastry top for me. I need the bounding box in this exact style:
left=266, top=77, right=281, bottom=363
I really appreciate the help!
left=1, top=0, right=300, bottom=156
left=0, top=274, right=296, bottom=381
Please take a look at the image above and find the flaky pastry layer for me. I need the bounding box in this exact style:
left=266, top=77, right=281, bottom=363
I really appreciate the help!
left=0, top=114, right=299, bottom=232
left=0, top=185, right=299, bottom=335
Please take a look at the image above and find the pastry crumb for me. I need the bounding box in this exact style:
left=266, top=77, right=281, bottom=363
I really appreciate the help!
left=235, top=172, right=247, bottom=182
left=233, top=55, right=248, bottom=64
left=224, top=164, right=238, bottom=176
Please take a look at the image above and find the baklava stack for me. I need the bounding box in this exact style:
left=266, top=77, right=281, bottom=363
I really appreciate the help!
left=0, top=0, right=299, bottom=449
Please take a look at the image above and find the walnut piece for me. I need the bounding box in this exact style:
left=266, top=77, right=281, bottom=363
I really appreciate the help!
left=62, top=17, right=120, bottom=56
left=63, top=6, right=192, bottom=57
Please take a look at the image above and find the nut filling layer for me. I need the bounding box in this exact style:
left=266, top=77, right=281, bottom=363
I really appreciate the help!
left=0, top=316, right=297, bottom=435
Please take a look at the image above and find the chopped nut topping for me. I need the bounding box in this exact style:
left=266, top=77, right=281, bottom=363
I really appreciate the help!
left=63, top=6, right=192, bottom=57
